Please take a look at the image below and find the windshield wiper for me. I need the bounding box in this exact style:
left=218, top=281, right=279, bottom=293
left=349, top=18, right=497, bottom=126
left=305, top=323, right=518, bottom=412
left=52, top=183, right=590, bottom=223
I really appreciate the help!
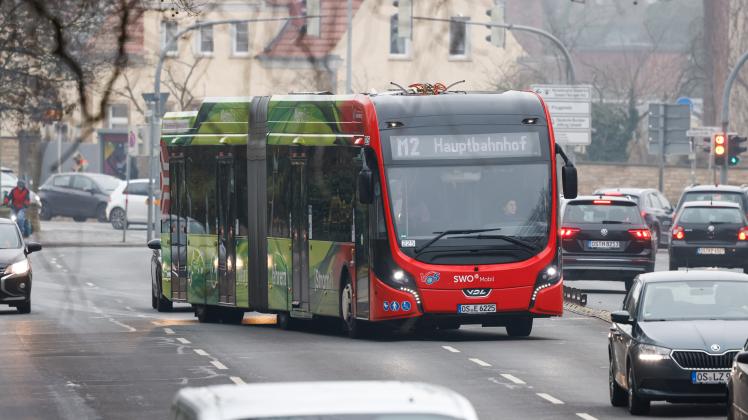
left=462, top=234, right=541, bottom=252
left=414, top=228, right=501, bottom=255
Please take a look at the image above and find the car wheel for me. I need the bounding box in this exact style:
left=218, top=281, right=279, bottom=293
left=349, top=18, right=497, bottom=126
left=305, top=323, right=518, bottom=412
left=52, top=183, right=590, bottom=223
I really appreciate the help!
left=110, top=208, right=126, bottom=230
left=151, top=293, right=157, bottom=310
left=96, top=204, right=108, bottom=223
left=506, top=317, right=533, bottom=337
left=195, top=305, right=218, bottom=323
left=627, top=365, right=650, bottom=415
left=73, top=216, right=87, bottom=222
left=609, top=353, right=627, bottom=407
left=155, top=275, right=172, bottom=312
left=340, top=276, right=364, bottom=338
left=16, top=301, right=30, bottom=314
left=276, top=312, right=296, bottom=330
left=39, top=202, right=52, bottom=221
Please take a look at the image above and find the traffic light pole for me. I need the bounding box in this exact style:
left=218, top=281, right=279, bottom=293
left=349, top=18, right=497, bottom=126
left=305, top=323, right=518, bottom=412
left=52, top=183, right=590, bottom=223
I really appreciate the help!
left=719, top=49, right=748, bottom=185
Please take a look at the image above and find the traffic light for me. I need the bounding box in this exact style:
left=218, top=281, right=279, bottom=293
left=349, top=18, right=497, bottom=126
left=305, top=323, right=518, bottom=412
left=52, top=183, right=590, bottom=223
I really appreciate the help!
left=394, top=0, right=412, bottom=39
left=485, top=5, right=505, bottom=47
left=713, top=133, right=727, bottom=166
left=729, top=134, right=747, bottom=166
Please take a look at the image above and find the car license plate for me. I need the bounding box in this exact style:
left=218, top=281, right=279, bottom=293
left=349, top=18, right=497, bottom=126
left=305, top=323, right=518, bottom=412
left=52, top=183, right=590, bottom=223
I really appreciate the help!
left=691, top=371, right=730, bottom=384
left=697, top=247, right=726, bottom=255
left=588, top=241, right=620, bottom=249
left=458, top=304, right=497, bottom=314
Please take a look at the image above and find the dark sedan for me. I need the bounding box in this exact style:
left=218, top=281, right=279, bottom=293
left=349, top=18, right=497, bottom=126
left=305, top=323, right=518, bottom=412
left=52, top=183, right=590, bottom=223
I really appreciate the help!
left=0, top=218, right=41, bottom=313
left=609, top=271, right=748, bottom=415
left=593, top=187, right=674, bottom=247
left=669, top=201, right=748, bottom=273
left=38, top=172, right=122, bottom=222
left=560, top=196, right=655, bottom=291
left=728, top=340, right=748, bottom=420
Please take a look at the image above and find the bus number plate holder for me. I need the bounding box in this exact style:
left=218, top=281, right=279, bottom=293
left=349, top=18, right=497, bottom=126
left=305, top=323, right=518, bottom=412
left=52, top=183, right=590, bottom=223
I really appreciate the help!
left=458, top=304, right=497, bottom=314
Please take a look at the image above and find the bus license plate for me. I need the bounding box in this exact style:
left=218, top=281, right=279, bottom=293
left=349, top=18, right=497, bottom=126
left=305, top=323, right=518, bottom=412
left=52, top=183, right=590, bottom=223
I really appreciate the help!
left=697, top=247, right=725, bottom=255
left=458, top=304, right=496, bottom=314
left=691, top=371, right=730, bottom=384
left=588, top=241, right=620, bottom=249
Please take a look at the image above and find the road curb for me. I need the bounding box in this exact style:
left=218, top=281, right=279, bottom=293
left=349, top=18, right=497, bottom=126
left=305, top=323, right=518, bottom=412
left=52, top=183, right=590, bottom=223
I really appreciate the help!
left=564, top=302, right=611, bottom=323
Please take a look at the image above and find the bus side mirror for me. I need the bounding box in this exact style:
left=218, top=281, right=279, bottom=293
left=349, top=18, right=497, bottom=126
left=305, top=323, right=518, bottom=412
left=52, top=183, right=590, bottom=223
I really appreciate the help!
left=562, top=165, right=578, bottom=199
left=358, top=170, right=374, bottom=204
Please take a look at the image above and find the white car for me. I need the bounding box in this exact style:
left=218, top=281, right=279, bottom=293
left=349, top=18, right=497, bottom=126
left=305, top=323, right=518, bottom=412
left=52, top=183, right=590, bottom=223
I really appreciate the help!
left=106, top=179, right=152, bottom=229
left=171, top=381, right=479, bottom=420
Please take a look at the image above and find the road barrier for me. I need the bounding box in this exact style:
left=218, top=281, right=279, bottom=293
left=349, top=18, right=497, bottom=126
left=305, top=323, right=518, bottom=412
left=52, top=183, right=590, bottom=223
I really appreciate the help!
left=563, top=285, right=587, bottom=307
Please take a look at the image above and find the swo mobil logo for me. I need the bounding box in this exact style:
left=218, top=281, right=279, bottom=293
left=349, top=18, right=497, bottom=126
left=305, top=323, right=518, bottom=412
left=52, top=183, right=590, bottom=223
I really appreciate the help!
left=453, top=274, right=495, bottom=283
left=420, top=271, right=440, bottom=285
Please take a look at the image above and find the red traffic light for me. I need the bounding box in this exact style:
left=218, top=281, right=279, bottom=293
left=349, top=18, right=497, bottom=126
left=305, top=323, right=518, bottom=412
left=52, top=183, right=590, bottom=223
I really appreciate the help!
left=714, top=133, right=727, bottom=156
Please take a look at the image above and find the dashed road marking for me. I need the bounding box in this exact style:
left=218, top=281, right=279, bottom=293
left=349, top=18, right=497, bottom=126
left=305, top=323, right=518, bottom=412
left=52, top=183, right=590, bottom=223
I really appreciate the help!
left=500, top=373, right=526, bottom=385
left=441, top=345, right=460, bottom=353
left=86, top=282, right=95, bottom=287
left=229, top=376, right=245, bottom=385
left=125, top=306, right=135, bottom=312
left=537, top=393, right=564, bottom=405
left=469, top=358, right=492, bottom=367
left=576, top=414, right=598, bottom=420
left=211, top=360, right=228, bottom=370
left=176, top=338, right=190, bottom=344
left=194, top=349, right=209, bottom=356
left=163, top=328, right=175, bottom=335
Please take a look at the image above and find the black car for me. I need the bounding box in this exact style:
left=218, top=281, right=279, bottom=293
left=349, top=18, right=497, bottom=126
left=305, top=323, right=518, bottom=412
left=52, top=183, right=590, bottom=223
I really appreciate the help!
left=0, top=218, right=41, bottom=313
left=609, top=271, right=748, bottom=415
left=676, top=184, right=748, bottom=217
left=147, top=238, right=171, bottom=312
left=728, top=339, right=748, bottom=420
left=669, top=201, right=748, bottom=272
left=38, top=172, right=122, bottom=222
left=593, top=187, right=674, bottom=247
left=560, top=196, right=655, bottom=291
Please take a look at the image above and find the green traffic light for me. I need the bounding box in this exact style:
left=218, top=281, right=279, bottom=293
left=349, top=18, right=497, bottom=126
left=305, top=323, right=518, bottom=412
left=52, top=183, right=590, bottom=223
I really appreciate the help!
left=729, top=156, right=741, bottom=166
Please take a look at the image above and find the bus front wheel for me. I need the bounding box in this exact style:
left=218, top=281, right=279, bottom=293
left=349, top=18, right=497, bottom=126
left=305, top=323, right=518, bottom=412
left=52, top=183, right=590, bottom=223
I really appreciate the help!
left=340, top=279, right=363, bottom=338
left=505, top=317, right=533, bottom=337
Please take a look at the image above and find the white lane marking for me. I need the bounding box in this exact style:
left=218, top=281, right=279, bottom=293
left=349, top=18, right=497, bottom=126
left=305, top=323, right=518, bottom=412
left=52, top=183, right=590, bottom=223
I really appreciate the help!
left=441, top=345, right=460, bottom=353
left=210, top=360, right=228, bottom=370
left=176, top=338, right=190, bottom=344
left=537, top=393, right=564, bottom=405
left=163, top=328, right=175, bottom=335
left=194, top=349, right=209, bottom=356
left=500, top=373, right=526, bottom=385
left=576, top=414, right=598, bottom=420
left=86, top=282, right=95, bottom=287
left=229, top=376, right=245, bottom=385
left=108, top=318, right=136, bottom=333
left=125, top=306, right=135, bottom=312
left=469, top=358, right=492, bottom=367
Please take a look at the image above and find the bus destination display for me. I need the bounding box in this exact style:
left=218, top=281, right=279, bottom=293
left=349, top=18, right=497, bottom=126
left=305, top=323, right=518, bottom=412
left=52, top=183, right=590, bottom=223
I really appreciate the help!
left=389, top=132, right=542, bottom=160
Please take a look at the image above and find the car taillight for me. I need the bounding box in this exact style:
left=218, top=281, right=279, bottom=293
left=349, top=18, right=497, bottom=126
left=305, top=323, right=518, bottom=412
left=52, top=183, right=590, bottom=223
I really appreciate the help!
left=628, top=229, right=651, bottom=240
left=559, top=227, right=580, bottom=239
left=593, top=200, right=611, bottom=205
left=672, top=226, right=685, bottom=240
left=739, top=227, right=748, bottom=241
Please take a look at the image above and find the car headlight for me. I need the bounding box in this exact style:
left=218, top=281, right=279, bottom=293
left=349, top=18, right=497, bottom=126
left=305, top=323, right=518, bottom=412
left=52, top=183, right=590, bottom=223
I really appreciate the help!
left=638, top=344, right=671, bottom=361
left=4, top=259, right=29, bottom=275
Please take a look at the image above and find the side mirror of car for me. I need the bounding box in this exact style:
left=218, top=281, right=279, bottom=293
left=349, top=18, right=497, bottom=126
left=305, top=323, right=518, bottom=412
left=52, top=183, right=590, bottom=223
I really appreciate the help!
left=610, top=310, right=633, bottom=325
left=147, top=238, right=161, bottom=250
left=357, top=169, right=374, bottom=205
left=25, top=241, right=42, bottom=254
left=562, top=165, right=578, bottom=199
left=737, top=351, right=748, bottom=365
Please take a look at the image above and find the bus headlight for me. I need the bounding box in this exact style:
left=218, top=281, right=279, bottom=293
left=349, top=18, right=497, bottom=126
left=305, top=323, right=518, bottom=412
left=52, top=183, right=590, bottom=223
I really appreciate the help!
left=531, top=264, right=561, bottom=303
left=5, top=259, right=29, bottom=275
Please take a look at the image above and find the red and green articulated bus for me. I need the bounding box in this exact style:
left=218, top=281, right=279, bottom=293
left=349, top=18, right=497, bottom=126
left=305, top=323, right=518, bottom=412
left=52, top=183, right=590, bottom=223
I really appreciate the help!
left=151, top=90, right=578, bottom=337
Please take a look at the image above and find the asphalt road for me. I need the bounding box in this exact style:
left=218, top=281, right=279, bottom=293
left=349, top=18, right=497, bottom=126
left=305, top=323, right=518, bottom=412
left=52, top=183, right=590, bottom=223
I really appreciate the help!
left=0, top=246, right=728, bottom=420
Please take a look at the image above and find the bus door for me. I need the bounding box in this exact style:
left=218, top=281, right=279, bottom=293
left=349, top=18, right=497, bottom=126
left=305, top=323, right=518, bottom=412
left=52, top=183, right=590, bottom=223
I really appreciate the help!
left=290, top=148, right=309, bottom=311
left=354, top=155, right=372, bottom=319
left=216, top=155, right=236, bottom=304
left=170, top=158, right=188, bottom=301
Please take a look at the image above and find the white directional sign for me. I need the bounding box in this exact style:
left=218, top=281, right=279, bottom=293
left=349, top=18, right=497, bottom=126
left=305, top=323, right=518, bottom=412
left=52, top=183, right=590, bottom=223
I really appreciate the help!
left=686, top=126, right=720, bottom=138
left=531, top=84, right=592, bottom=146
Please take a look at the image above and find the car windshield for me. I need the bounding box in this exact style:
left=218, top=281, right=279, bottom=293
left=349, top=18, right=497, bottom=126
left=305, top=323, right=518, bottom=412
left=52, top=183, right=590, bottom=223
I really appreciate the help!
left=246, top=415, right=460, bottom=420
left=641, top=280, right=748, bottom=321
left=678, top=207, right=744, bottom=224
left=387, top=163, right=550, bottom=248
left=682, top=191, right=744, bottom=207
left=0, top=223, right=21, bottom=249
left=90, top=175, right=122, bottom=193
left=563, top=202, right=642, bottom=224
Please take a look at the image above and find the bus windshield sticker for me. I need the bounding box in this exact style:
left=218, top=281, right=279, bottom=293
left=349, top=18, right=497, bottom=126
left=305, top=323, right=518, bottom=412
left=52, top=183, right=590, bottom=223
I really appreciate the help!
left=389, top=132, right=541, bottom=160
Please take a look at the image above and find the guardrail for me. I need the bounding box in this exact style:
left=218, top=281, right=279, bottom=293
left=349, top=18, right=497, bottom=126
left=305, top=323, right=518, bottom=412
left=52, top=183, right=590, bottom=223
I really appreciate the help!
left=563, top=285, right=587, bottom=306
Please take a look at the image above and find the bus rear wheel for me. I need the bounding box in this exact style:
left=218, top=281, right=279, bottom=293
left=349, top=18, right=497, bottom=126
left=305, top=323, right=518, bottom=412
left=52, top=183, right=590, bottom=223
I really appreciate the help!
left=505, top=317, right=533, bottom=337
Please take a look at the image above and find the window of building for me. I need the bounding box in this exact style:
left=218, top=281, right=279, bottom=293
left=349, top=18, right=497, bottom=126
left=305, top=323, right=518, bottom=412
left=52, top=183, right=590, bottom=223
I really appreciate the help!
left=197, top=23, right=213, bottom=55
left=107, top=104, right=129, bottom=129
left=389, top=14, right=411, bottom=58
left=161, top=20, right=178, bottom=55
left=232, top=22, right=249, bottom=55
left=449, top=16, right=470, bottom=59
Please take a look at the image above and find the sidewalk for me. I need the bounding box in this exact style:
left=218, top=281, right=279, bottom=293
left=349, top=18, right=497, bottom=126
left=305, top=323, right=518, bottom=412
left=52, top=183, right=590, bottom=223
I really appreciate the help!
left=30, top=219, right=149, bottom=248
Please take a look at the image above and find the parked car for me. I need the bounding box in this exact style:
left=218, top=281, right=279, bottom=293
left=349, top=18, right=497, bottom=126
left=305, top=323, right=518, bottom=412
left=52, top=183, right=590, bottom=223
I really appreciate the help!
left=560, top=195, right=655, bottom=291
left=593, top=187, right=674, bottom=247
left=609, top=271, right=748, bottom=415
left=669, top=200, right=748, bottom=272
left=38, top=172, right=122, bottom=222
left=675, top=184, right=748, bottom=217
left=0, top=218, right=41, bottom=313
left=170, top=381, right=479, bottom=420
left=106, top=179, right=152, bottom=229
left=728, top=339, right=748, bottom=420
